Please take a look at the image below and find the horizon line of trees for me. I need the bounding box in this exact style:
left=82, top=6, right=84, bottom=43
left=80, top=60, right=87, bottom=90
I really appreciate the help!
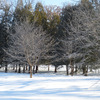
left=0, top=0, right=100, bottom=78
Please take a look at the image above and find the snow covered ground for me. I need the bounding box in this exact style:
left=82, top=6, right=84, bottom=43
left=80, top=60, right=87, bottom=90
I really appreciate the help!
left=0, top=72, right=100, bottom=100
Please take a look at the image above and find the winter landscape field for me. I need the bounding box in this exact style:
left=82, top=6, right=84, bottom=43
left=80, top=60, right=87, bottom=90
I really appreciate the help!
left=0, top=67, right=100, bottom=100
left=1, top=0, right=100, bottom=100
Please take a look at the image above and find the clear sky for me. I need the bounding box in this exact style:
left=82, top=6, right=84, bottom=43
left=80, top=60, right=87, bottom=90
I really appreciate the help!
left=7, top=0, right=80, bottom=7
left=35, top=0, right=80, bottom=7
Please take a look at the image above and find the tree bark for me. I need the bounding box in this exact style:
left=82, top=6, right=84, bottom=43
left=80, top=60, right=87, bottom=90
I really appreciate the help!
left=23, top=66, right=25, bottom=73
left=83, top=66, right=87, bottom=76
left=54, top=66, right=57, bottom=73
left=87, top=65, right=88, bottom=73
left=33, top=66, right=35, bottom=74
left=48, top=65, right=50, bottom=71
left=90, top=66, right=93, bottom=72
left=70, top=60, right=74, bottom=76
left=13, top=65, right=15, bottom=70
left=30, top=66, right=32, bottom=78
left=18, top=64, right=21, bottom=73
left=35, top=65, right=38, bottom=73
left=26, top=65, right=28, bottom=71
left=79, top=66, right=81, bottom=73
left=5, top=64, right=7, bottom=73
left=15, top=65, right=17, bottom=72
left=75, top=65, right=78, bottom=74
left=70, top=65, right=74, bottom=76
left=66, top=65, right=69, bottom=75
left=29, top=66, right=30, bottom=73
left=82, top=66, right=85, bottom=74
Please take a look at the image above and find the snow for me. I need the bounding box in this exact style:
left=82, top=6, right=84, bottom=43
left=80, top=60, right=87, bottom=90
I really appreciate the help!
left=0, top=72, right=100, bottom=100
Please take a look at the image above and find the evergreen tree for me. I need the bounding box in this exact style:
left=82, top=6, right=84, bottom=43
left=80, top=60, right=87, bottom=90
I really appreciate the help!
left=59, top=1, right=99, bottom=75
left=13, top=0, right=33, bottom=23
left=13, top=0, right=24, bottom=22
left=45, top=5, right=61, bottom=36
left=34, top=2, right=47, bottom=30
left=0, top=1, right=12, bottom=65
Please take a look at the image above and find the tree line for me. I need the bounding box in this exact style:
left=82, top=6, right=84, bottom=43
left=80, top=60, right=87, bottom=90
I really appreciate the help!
left=0, top=0, right=100, bottom=78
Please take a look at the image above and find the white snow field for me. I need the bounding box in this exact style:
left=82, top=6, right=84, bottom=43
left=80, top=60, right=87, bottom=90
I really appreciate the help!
left=0, top=72, right=100, bottom=100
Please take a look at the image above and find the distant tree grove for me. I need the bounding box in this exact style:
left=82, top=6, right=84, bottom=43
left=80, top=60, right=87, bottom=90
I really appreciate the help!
left=0, top=0, right=100, bottom=78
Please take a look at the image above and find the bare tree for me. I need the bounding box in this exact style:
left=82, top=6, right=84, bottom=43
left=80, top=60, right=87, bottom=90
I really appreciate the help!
left=5, top=21, right=55, bottom=78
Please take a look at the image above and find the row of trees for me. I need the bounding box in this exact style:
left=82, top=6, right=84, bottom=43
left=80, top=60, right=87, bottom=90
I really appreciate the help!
left=59, top=0, right=100, bottom=76
left=1, top=0, right=100, bottom=77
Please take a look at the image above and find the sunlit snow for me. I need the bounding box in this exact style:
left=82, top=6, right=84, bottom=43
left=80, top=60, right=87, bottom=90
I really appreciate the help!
left=0, top=72, right=100, bottom=100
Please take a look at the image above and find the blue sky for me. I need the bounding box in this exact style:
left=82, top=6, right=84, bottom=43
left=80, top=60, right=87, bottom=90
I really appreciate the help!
left=35, top=0, right=80, bottom=7
left=7, top=0, right=80, bottom=7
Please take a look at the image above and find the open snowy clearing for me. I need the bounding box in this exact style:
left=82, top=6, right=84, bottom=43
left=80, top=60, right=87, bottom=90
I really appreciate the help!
left=0, top=72, right=100, bottom=100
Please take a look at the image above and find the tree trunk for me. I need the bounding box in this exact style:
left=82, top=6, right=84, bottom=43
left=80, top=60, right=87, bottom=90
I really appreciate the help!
left=84, top=72, right=87, bottom=76
left=29, top=66, right=30, bottom=73
left=33, top=66, right=35, bottom=74
left=35, top=65, right=38, bottom=73
left=70, top=65, right=74, bottom=76
left=83, top=66, right=87, bottom=76
left=5, top=64, right=7, bottom=73
left=15, top=65, right=17, bottom=72
left=87, top=65, right=88, bottom=73
left=79, top=66, right=81, bottom=73
left=18, top=64, right=21, bottom=73
left=90, top=66, right=93, bottom=72
left=54, top=66, right=57, bottom=73
left=66, top=65, right=69, bottom=75
left=82, top=66, right=85, bottom=74
left=13, top=65, right=15, bottom=70
left=26, top=64, right=28, bottom=71
left=23, top=66, right=25, bottom=73
left=70, top=60, right=74, bottom=76
left=30, top=66, right=32, bottom=78
left=75, top=65, right=78, bottom=74
left=48, top=65, right=50, bottom=71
